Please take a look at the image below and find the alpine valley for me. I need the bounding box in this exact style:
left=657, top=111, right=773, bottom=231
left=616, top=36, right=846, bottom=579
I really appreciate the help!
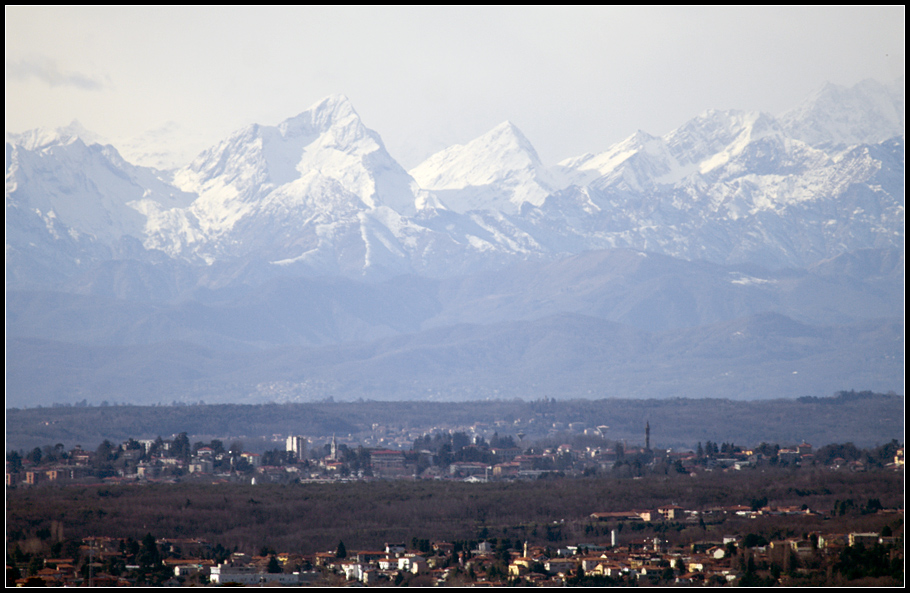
left=5, top=79, right=904, bottom=407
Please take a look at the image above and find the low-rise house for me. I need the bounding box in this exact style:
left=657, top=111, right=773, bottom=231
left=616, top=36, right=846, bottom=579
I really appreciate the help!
left=210, top=563, right=301, bottom=585
left=25, top=470, right=45, bottom=485
left=398, top=554, right=428, bottom=573
left=385, top=543, right=406, bottom=555
left=377, top=557, right=397, bottom=571
left=361, top=568, right=380, bottom=585
left=508, top=561, right=530, bottom=577
left=241, top=452, right=261, bottom=467
left=675, top=572, right=702, bottom=585
left=473, top=541, right=494, bottom=555
left=490, top=447, right=521, bottom=462
left=340, top=562, right=366, bottom=581
left=492, top=462, right=520, bottom=478
left=545, top=558, right=577, bottom=574
left=36, top=567, right=65, bottom=585
left=658, top=505, right=683, bottom=520
left=188, top=458, right=213, bottom=474
left=195, top=446, right=214, bottom=458
left=371, top=450, right=407, bottom=477
left=354, top=550, right=385, bottom=564
left=166, top=558, right=209, bottom=577
left=72, top=450, right=92, bottom=465
left=708, top=546, right=726, bottom=560
left=433, top=541, right=455, bottom=555
left=590, top=562, right=626, bottom=578
left=848, top=532, right=880, bottom=547
left=449, top=461, right=488, bottom=478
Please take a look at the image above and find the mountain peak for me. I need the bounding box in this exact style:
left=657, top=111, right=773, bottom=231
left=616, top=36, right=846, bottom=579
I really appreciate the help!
left=409, top=120, right=559, bottom=214
left=483, top=120, right=539, bottom=158
left=307, top=93, right=357, bottom=121
left=7, top=120, right=106, bottom=151
left=278, top=94, right=364, bottom=140
left=489, top=119, right=522, bottom=136
left=781, top=79, right=905, bottom=147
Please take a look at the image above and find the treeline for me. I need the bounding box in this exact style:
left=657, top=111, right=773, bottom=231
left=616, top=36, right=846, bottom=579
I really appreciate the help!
left=797, top=390, right=900, bottom=404
left=7, top=391, right=904, bottom=453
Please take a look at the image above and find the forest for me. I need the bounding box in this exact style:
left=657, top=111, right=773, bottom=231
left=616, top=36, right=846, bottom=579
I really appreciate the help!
left=6, top=390, right=903, bottom=452
left=7, top=466, right=902, bottom=556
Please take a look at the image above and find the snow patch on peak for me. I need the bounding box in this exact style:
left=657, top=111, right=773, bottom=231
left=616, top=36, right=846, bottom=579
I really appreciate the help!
left=410, top=121, right=561, bottom=214
left=662, top=110, right=784, bottom=175
left=7, top=120, right=106, bottom=151
left=486, top=120, right=542, bottom=160
left=781, top=79, right=905, bottom=148
left=556, top=129, right=674, bottom=187
left=278, top=94, right=364, bottom=143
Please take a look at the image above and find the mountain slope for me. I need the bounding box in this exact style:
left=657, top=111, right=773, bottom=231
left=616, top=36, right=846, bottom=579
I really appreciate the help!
left=7, top=312, right=902, bottom=407
left=8, top=248, right=902, bottom=352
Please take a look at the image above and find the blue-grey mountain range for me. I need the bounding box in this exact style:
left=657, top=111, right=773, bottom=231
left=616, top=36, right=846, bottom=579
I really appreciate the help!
left=5, top=79, right=904, bottom=407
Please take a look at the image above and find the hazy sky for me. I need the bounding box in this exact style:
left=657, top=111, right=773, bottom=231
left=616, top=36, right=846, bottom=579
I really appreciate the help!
left=5, top=6, right=905, bottom=169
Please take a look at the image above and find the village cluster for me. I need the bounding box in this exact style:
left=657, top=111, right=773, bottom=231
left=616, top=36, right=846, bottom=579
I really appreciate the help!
left=10, top=417, right=902, bottom=487
left=14, top=513, right=902, bottom=587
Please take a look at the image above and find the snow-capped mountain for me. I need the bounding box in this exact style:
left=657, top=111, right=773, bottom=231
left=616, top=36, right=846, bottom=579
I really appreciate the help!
left=5, top=81, right=904, bottom=406
left=143, top=95, right=430, bottom=273
left=527, top=102, right=903, bottom=269
left=5, top=81, right=905, bottom=292
left=781, top=78, right=904, bottom=148
left=556, top=110, right=826, bottom=191
left=556, top=129, right=680, bottom=190
left=409, top=121, right=562, bottom=215
left=5, top=123, right=196, bottom=286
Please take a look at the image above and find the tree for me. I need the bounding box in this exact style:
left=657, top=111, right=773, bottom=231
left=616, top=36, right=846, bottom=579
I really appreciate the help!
left=335, top=541, right=347, bottom=559
left=7, top=450, right=23, bottom=472
left=27, top=447, right=42, bottom=465
left=137, top=533, right=161, bottom=569
left=209, top=439, right=225, bottom=456
left=267, top=556, right=282, bottom=574
left=172, top=433, right=191, bottom=462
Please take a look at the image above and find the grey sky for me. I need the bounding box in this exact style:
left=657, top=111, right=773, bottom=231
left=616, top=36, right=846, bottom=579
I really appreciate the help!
left=5, top=6, right=904, bottom=169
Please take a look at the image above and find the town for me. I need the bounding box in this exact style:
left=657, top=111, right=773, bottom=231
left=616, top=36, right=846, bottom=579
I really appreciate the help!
left=9, top=525, right=904, bottom=587
left=7, top=426, right=904, bottom=586
left=7, top=418, right=904, bottom=485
